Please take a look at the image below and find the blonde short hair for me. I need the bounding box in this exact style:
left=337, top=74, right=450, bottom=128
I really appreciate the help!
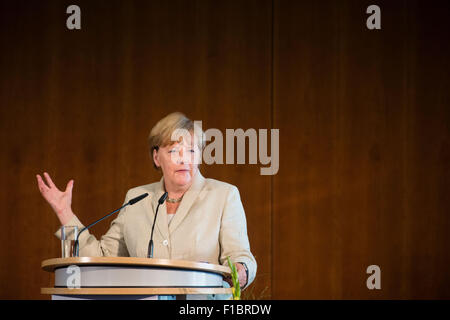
left=148, top=112, right=205, bottom=168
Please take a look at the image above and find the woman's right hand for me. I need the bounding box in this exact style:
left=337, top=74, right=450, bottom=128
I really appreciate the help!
left=36, top=172, right=75, bottom=225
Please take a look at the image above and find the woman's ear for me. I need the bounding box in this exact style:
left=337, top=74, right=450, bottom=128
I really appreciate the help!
left=153, top=148, right=160, bottom=168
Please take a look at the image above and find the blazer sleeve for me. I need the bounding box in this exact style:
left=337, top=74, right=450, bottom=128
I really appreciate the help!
left=54, top=192, right=130, bottom=257
left=219, top=185, right=257, bottom=289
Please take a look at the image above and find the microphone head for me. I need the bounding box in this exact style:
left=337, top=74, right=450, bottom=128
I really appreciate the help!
left=158, top=192, right=168, bottom=205
left=128, top=193, right=149, bottom=205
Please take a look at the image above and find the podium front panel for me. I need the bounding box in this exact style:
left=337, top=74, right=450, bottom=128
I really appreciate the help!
left=55, top=265, right=223, bottom=288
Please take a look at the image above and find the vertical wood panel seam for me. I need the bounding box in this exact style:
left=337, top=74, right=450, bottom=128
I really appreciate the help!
left=270, top=0, right=275, bottom=299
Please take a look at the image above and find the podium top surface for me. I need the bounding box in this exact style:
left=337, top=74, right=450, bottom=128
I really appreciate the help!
left=41, top=257, right=231, bottom=276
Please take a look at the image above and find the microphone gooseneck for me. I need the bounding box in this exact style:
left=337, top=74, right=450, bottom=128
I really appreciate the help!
left=148, top=192, right=168, bottom=258
left=73, top=193, right=149, bottom=257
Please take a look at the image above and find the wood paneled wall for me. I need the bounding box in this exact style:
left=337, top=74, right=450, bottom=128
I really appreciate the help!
left=272, top=0, right=450, bottom=299
left=0, top=0, right=449, bottom=299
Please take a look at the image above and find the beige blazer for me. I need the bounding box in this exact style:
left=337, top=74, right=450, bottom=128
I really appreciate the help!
left=56, top=172, right=257, bottom=287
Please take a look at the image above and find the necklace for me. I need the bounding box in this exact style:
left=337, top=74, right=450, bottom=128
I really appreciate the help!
left=166, top=196, right=183, bottom=203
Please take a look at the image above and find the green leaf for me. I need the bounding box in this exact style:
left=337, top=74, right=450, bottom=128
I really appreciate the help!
left=227, top=256, right=241, bottom=300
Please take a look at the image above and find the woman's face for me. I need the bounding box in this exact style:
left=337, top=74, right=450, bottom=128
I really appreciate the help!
left=153, top=134, right=201, bottom=189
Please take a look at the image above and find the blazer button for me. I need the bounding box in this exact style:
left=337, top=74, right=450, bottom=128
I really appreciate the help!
left=162, top=240, right=169, bottom=246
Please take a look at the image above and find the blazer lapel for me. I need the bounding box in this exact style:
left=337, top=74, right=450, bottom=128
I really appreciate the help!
left=151, top=177, right=170, bottom=242
left=168, top=171, right=206, bottom=234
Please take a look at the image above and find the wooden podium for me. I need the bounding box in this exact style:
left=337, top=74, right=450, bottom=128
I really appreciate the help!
left=41, top=257, right=233, bottom=300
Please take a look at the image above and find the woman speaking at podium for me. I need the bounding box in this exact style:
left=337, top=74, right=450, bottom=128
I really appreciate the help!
left=36, top=112, right=256, bottom=291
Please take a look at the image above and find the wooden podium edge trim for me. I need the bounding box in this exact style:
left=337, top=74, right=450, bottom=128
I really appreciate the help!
left=41, top=287, right=233, bottom=296
left=41, top=257, right=231, bottom=275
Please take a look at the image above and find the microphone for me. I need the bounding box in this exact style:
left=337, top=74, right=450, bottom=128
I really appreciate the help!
left=128, top=193, right=149, bottom=205
left=147, top=192, right=168, bottom=258
left=73, top=193, right=149, bottom=257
